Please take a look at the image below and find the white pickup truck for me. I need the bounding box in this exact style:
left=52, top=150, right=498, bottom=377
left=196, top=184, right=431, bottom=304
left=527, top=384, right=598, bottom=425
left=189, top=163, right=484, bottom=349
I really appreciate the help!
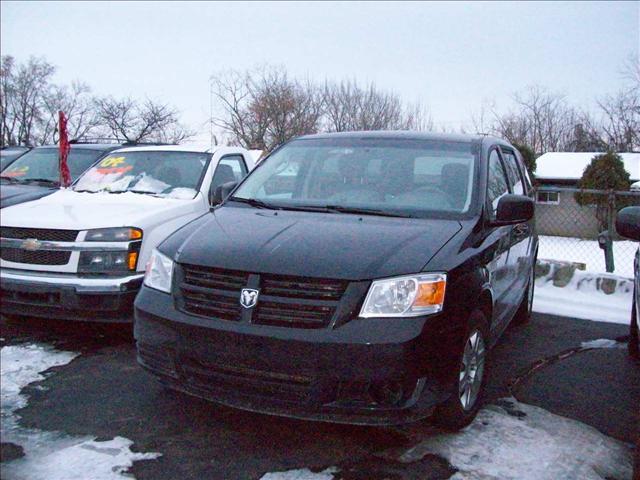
left=0, top=145, right=255, bottom=322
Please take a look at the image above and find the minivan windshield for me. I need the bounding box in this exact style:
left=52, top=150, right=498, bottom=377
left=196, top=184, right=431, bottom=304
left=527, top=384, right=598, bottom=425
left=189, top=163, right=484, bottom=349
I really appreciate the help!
left=231, top=138, right=479, bottom=217
left=73, top=151, right=210, bottom=199
left=0, top=147, right=105, bottom=185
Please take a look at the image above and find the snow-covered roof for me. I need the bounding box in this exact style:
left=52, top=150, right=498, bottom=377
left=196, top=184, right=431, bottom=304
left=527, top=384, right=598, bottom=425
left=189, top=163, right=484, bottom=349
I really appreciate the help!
left=536, top=152, right=640, bottom=181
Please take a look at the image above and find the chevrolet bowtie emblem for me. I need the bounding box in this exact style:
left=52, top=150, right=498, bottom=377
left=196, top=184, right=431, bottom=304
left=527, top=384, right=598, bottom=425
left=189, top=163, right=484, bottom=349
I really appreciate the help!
left=21, top=238, right=41, bottom=251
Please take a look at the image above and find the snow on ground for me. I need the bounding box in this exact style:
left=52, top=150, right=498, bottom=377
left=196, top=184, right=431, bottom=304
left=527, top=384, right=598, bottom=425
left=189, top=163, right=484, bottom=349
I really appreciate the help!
left=533, top=269, right=633, bottom=325
left=260, top=467, right=337, bottom=480
left=1, top=343, right=161, bottom=480
left=401, top=399, right=632, bottom=480
left=580, top=338, right=625, bottom=349
left=263, top=399, right=633, bottom=480
left=538, top=235, right=636, bottom=279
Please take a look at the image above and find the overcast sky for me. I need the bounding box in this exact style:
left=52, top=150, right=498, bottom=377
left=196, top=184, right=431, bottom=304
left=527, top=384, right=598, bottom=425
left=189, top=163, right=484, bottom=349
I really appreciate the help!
left=1, top=1, right=638, bottom=142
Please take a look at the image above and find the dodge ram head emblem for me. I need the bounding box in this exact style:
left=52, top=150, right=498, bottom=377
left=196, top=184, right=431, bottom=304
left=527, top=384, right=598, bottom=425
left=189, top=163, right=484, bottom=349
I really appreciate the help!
left=21, top=238, right=41, bottom=251
left=240, top=288, right=259, bottom=309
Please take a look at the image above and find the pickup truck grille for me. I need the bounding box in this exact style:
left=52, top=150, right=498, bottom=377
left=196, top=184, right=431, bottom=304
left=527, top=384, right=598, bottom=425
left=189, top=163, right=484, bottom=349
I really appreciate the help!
left=0, top=227, right=79, bottom=242
left=177, top=264, right=348, bottom=329
left=1, top=248, right=71, bottom=265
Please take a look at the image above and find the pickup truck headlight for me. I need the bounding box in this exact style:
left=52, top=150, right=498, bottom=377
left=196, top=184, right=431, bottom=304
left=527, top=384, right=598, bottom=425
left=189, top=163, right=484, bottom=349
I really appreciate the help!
left=359, top=273, right=447, bottom=318
left=78, top=251, right=137, bottom=273
left=143, top=249, right=174, bottom=294
left=85, top=227, right=143, bottom=241
left=78, top=227, right=142, bottom=274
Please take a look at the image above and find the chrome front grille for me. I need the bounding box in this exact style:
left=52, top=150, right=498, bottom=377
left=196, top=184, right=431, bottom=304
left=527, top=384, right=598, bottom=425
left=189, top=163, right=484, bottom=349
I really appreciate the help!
left=176, top=264, right=348, bottom=329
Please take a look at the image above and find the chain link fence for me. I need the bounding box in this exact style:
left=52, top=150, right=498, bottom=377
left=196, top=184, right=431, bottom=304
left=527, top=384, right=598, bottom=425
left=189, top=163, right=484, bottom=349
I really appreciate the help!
left=535, top=187, right=639, bottom=279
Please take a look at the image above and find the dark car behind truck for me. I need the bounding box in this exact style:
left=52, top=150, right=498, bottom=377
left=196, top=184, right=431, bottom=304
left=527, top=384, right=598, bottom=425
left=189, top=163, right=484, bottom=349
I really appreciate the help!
left=134, top=131, right=537, bottom=429
left=0, top=143, right=123, bottom=208
left=0, top=146, right=31, bottom=171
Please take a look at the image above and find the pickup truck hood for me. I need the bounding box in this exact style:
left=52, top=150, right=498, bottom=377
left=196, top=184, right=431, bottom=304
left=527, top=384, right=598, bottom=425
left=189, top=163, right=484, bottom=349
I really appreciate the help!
left=0, top=189, right=203, bottom=230
left=0, top=183, right=56, bottom=209
left=171, top=205, right=462, bottom=281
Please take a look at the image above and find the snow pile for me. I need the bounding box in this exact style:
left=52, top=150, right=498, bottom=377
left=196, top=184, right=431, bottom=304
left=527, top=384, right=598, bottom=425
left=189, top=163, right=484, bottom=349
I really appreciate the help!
left=1, top=343, right=161, bottom=480
left=261, top=467, right=337, bottom=480
left=533, top=267, right=633, bottom=324
left=1, top=344, right=78, bottom=416
left=263, top=399, right=632, bottom=480
left=401, top=399, right=632, bottom=480
left=580, top=338, right=625, bottom=349
left=538, top=235, right=636, bottom=278
left=163, top=187, right=197, bottom=199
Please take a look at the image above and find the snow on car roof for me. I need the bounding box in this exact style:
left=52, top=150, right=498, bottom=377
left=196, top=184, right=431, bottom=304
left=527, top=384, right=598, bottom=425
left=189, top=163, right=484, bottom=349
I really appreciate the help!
left=536, top=152, right=640, bottom=181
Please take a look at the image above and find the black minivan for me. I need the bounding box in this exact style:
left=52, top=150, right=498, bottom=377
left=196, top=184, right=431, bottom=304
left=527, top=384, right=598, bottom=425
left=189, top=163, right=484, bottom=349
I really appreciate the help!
left=135, top=132, right=537, bottom=429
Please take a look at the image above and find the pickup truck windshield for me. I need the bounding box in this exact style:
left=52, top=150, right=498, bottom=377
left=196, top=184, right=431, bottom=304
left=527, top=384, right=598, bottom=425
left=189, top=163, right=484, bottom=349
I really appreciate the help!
left=1, top=148, right=104, bottom=185
left=232, top=138, right=478, bottom=217
left=73, top=151, right=210, bottom=198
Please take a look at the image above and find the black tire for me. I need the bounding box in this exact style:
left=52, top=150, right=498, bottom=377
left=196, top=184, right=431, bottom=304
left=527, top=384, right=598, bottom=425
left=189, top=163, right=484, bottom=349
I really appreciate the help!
left=630, top=295, right=639, bottom=359
left=432, top=309, right=490, bottom=430
left=514, top=264, right=535, bottom=325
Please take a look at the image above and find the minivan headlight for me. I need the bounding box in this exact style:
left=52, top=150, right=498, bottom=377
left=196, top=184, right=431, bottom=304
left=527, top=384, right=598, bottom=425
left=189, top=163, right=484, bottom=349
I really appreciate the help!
left=359, top=273, right=447, bottom=318
left=144, top=249, right=174, bottom=294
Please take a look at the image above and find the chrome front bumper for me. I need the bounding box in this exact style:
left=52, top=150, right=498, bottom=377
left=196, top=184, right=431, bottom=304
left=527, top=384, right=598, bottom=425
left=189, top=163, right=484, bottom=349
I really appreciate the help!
left=0, top=268, right=144, bottom=323
left=0, top=268, right=144, bottom=292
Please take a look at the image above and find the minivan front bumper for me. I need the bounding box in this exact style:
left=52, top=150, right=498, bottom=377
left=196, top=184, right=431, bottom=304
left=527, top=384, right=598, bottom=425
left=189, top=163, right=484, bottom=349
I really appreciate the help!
left=0, top=268, right=143, bottom=322
left=134, top=285, right=463, bottom=425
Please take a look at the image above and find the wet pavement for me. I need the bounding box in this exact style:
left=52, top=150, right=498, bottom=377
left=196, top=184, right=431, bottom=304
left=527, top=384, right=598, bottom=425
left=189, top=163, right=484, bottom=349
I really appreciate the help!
left=0, top=312, right=638, bottom=479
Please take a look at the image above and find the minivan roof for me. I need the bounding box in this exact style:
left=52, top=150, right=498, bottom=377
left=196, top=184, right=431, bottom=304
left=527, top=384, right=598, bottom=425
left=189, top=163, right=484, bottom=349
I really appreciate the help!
left=297, top=130, right=502, bottom=144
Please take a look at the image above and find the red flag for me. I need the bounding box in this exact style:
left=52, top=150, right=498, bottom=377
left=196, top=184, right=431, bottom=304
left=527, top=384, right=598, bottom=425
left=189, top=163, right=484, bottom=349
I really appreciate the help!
left=58, top=111, right=72, bottom=187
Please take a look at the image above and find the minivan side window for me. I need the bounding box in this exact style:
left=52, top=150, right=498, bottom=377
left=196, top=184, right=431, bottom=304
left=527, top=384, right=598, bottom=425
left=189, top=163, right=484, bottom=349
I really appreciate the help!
left=500, top=148, right=525, bottom=195
left=487, top=149, right=510, bottom=219
left=211, top=155, right=248, bottom=192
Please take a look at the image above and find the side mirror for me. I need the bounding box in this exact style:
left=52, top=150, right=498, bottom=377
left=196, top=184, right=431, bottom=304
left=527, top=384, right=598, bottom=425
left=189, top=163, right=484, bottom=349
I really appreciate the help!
left=210, top=181, right=238, bottom=206
left=616, top=206, right=640, bottom=241
left=493, top=194, right=534, bottom=225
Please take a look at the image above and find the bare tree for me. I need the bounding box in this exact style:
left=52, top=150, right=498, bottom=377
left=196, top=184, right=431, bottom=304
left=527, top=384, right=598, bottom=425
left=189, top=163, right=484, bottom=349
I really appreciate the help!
left=0, top=55, right=55, bottom=146
left=38, top=81, right=101, bottom=144
left=621, top=53, right=640, bottom=90
left=596, top=88, right=639, bottom=152
left=211, top=69, right=266, bottom=149
left=255, top=68, right=324, bottom=149
left=93, top=96, right=192, bottom=143
left=484, top=86, right=580, bottom=154
left=0, top=56, right=17, bottom=146
left=323, top=80, right=431, bottom=132
left=12, top=57, right=55, bottom=145
left=211, top=66, right=323, bottom=151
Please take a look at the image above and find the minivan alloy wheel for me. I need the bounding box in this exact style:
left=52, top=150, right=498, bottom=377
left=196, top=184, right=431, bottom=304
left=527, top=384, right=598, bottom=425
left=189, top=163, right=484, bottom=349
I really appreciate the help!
left=459, top=329, right=486, bottom=411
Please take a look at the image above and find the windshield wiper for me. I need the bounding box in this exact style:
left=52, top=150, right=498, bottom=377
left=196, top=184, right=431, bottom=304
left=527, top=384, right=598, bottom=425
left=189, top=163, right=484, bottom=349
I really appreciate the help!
left=93, top=189, right=159, bottom=196
left=228, top=196, right=279, bottom=210
left=122, top=189, right=159, bottom=195
left=321, top=205, right=411, bottom=218
left=229, top=197, right=410, bottom=217
left=21, top=178, right=59, bottom=186
left=0, top=175, right=21, bottom=183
